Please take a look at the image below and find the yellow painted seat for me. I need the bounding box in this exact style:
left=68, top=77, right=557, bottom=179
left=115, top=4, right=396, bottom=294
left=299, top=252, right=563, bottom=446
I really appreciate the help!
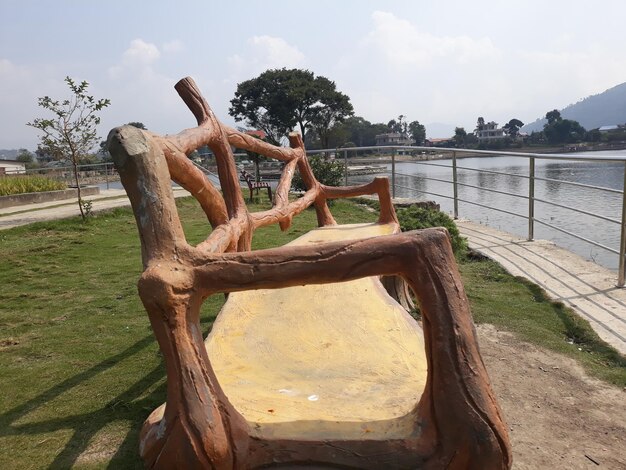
left=206, top=223, right=427, bottom=441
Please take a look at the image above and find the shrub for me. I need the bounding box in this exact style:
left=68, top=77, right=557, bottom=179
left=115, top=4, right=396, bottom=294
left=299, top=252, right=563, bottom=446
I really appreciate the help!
left=397, top=205, right=467, bottom=257
left=0, top=175, right=67, bottom=196
left=292, top=156, right=344, bottom=191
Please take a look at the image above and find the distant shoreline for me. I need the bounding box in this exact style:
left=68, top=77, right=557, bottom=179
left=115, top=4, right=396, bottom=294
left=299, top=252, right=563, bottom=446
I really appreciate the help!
left=340, top=142, right=626, bottom=164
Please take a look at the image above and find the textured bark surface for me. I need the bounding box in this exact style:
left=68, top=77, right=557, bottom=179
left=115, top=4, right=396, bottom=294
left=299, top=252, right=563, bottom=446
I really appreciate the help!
left=107, top=76, right=511, bottom=469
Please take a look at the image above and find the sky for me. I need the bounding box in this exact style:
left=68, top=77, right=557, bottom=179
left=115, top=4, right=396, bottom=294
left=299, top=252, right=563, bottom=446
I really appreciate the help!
left=2, top=0, right=626, bottom=150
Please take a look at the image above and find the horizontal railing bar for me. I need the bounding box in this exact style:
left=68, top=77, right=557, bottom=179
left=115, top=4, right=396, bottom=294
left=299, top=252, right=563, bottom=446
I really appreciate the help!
left=456, top=198, right=528, bottom=219
left=533, top=175, right=623, bottom=195
left=405, top=160, right=623, bottom=195
left=395, top=171, right=529, bottom=200
left=394, top=172, right=455, bottom=186
left=533, top=197, right=621, bottom=225
left=402, top=160, right=452, bottom=169
left=394, top=183, right=455, bottom=200
left=533, top=218, right=619, bottom=255
left=307, top=145, right=626, bottom=162
left=457, top=182, right=528, bottom=199
left=454, top=165, right=530, bottom=179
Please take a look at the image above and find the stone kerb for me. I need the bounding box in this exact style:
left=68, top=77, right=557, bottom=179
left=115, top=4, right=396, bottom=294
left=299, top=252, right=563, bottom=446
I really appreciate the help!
left=0, top=186, right=100, bottom=209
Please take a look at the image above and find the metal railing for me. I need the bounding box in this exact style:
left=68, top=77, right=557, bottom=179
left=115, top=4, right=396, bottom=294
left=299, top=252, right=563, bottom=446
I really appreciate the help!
left=5, top=147, right=626, bottom=286
left=307, top=145, right=626, bottom=287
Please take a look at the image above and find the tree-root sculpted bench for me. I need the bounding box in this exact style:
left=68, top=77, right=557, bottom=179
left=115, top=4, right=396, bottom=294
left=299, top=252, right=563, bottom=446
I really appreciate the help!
left=107, top=77, right=512, bottom=469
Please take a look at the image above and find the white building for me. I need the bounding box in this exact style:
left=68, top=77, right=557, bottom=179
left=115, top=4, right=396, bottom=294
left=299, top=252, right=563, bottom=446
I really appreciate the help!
left=475, top=119, right=505, bottom=142
left=375, top=133, right=414, bottom=146
left=0, top=159, right=26, bottom=175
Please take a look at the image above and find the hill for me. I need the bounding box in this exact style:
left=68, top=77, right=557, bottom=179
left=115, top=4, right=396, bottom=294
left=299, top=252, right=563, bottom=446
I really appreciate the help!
left=522, top=82, right=626, bottom=133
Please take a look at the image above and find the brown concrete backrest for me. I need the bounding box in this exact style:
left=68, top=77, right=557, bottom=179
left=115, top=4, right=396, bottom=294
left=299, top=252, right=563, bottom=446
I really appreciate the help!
left=109, top=77, right=397, bottom=260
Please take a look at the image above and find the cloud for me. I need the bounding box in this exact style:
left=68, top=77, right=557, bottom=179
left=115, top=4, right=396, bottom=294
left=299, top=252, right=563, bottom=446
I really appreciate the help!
left=227, top=35, right=305, bottom=81
left=332, top=11, right=506, bottom=128
left=249, top=35, right=305, bottom=68
left=364, top=11, right=500, bottom=67
left=108, top=39, right=162, bottom=79
left=122, top=38, right=161, bottom=65
left=163, top=39, right=184, bottom=54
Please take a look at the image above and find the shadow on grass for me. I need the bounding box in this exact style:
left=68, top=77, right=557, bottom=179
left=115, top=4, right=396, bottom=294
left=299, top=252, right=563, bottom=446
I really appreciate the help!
left=0, top=333, right=164, bottom=469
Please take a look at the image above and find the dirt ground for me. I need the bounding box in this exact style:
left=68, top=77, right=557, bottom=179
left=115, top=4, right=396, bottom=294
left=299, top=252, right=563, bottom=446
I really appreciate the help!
left=477, top=324, right=626, bottom=469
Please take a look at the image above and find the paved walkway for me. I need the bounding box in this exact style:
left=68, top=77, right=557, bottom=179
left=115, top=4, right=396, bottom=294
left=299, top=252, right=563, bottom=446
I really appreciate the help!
left=457, top=220, right=626, bottom=355
left=2, top=192, right=625, bottom=355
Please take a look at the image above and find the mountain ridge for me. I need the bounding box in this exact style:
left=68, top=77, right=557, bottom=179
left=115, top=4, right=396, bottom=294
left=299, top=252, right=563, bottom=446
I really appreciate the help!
left=522, top=82, right=626, bottom=133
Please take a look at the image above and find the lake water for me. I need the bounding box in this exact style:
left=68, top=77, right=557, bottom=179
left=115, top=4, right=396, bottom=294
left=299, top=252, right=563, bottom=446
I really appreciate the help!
left=350, top=150, right=626, bottom=271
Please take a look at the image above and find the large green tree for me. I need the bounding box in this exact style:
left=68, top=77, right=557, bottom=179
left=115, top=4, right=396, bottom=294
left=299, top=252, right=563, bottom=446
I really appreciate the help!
left=454, top=127, right=467, bottom=146
left=503, top=118, right=524, bottom=139
left=27, top=77, right=110, bottom=219
left=387, top=115, right=408, bottom=134
left=337, top=116, right=372, bottom=147
left=408, top=120, right=426, bottom=145
left=542, top=110, right=585, bottom=144
left=545, top=109, right=561, bottom=125
left=229, top=68, right=353, bottom=147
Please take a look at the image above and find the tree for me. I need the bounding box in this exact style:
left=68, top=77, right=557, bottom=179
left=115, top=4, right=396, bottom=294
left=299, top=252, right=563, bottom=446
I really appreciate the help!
left=503, top=118, right=524, bottom=139
left=545, top=109, right=561, bottom=125
left=27, top=76, right=110, bottom=219
left=387, top=115, right=408, bottom=135
left=308, top=76, right=354, bottom=149
left=408, top=120, right=426, bottom=145
left=15, top=148, right=33, bottom=163
left=291, top=156, right=344, bottom=192
left=229, top=68, right=353, bottom=147
left=16, top=148, right=40, bottom=169
left=542, top=109, right=585, bottom=144
left=454, top=127, right=467, bottom=147
left=586, top=128, right=602, bottom=143
left=544, top=118, right=586, bottom=144
left=336, top=116, right=371, bottom=147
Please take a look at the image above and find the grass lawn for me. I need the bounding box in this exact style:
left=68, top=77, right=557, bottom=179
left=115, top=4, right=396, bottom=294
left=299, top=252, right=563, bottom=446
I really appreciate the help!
left=0, top=197, right=624, bottom=469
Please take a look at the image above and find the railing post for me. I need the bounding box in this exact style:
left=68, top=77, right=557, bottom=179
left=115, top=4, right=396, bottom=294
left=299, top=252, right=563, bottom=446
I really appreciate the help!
left=105, top=163, right=110, bottom=190
left=344, top=149, right=348, bottom=186
left=528, top=157, right=535, bottom=241
left=452, top=151, right=458, bottom=219
left=618, top=161, right=626, bottom=287
left=391, top=147, right=396, bottom=199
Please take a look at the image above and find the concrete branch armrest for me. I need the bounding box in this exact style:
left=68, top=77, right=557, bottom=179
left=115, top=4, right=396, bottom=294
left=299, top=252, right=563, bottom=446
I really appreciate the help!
left=188, top=228, right=441, bottom=296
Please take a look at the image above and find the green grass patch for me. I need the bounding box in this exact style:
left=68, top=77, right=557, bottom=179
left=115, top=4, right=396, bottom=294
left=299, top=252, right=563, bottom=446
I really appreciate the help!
left=0, top=175, right=66, bottom=196
left=0, top=197, right=623, bottom=468
left=461, top=253, right=626, bottom=386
